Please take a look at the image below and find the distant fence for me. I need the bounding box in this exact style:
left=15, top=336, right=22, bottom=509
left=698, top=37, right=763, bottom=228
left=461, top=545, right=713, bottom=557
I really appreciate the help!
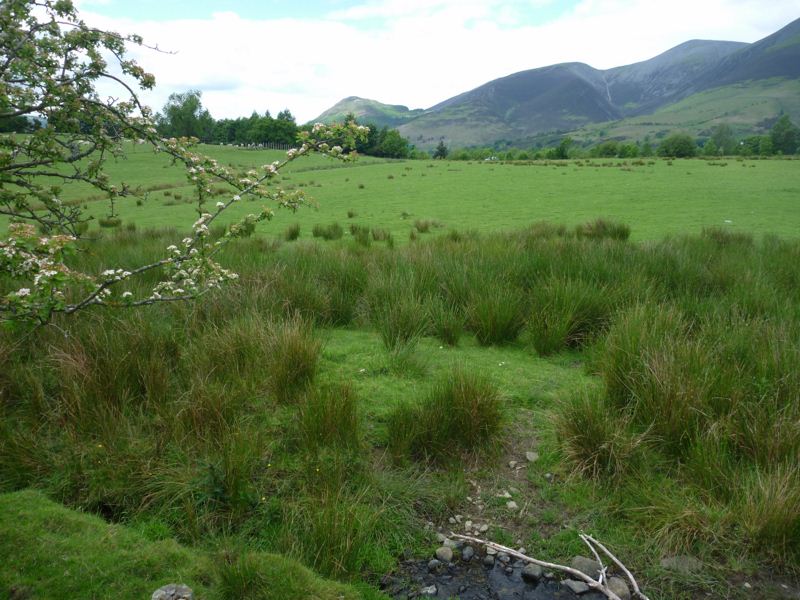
left=220, top=142, right=293, bottom=151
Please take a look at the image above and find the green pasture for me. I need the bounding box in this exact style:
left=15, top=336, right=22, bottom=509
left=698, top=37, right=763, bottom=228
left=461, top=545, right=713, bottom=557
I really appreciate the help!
left=29, top=143, right=800, bottom=242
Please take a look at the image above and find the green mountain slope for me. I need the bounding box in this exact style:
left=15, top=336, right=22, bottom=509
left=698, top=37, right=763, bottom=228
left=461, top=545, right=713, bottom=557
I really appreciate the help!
left=313, top=96, right=423, bottom=128
left=569, top=78, right=800, bottom=145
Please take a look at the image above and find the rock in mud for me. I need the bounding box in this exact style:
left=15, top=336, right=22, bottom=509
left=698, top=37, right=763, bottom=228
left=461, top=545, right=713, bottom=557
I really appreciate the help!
left=564, top=579, right=590, bottom=594
left=420, top=584, right=437, bottom=595
left=660, top=555, right=702, bottom=574
left=521, top=563, right=544, bottom=582
left=151, top=584, right=194, bottom=600
left=435, top=546, right=454, bottom=563
left=571, top=555, right=602, bottom=578
left=462, top=545, right=475, bottom=561
left=608, top=576, right=631, bottom=600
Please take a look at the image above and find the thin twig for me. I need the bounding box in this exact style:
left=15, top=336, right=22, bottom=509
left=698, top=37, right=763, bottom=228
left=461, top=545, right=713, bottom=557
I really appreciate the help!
left=583, top=535, right=651, bottom=600
left=451, top=533, right=623, bottom=600
left=580, top=533, right=608, bottom=585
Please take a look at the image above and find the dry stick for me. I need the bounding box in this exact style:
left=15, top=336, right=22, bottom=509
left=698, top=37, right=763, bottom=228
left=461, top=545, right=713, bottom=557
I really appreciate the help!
left=451, top=533, right=623, bottom=600
left=579, top=534, right=608, bottom=585
left=583, top=535, right=651, bottom=600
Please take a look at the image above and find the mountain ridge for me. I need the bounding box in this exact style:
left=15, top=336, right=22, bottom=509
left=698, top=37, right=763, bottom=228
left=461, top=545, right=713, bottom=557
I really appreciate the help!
left=313, top=18, right=800, bottom=148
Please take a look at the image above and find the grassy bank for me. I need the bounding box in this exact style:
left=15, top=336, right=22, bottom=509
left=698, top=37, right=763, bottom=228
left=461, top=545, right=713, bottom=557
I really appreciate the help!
left=0, top=489, right=382, bottom=599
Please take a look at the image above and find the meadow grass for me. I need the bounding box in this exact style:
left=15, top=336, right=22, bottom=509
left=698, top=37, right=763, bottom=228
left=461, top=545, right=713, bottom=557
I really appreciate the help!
left=8, top=143, right=799, bottom=244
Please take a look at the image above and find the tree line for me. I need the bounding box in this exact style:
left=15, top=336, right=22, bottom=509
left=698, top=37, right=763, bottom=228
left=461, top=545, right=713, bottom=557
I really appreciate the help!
left=153, top=92, right=416, bottom=159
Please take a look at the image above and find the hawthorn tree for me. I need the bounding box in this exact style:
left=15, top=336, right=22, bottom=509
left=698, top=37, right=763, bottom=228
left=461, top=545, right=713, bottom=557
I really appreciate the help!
left=0, top=0, right=367, bottom=326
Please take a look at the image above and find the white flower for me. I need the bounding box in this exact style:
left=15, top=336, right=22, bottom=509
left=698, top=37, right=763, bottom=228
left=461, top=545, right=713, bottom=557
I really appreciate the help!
left=16, top=288, right=31, bottom=297
left=233, top=195, right=241, bottom=201
left=216, top=202, right=225, bottom=209
left=122, top=291, right=133, bottom=299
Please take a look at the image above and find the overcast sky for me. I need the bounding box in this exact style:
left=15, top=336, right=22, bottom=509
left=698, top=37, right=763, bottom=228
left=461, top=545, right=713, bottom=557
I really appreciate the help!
left=76, top=0, right=800, bottom=123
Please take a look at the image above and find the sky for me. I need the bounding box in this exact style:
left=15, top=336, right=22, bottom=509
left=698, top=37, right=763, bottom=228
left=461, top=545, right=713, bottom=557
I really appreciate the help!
left=76, top=0, right=800, bottom=123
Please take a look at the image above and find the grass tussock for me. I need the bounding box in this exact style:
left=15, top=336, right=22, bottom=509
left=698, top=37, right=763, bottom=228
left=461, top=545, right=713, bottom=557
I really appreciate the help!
left=387, top=367, right=502, bottom=464
left=297, top=383, right=361, bottom=452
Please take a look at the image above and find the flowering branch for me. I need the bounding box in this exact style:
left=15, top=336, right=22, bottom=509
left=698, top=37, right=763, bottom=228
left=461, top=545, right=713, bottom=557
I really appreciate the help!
left=0, top=0, right=369, bottom=327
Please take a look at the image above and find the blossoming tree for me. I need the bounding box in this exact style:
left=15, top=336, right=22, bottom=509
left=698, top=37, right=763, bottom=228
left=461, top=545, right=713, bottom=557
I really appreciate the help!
left=0, top=0, right=367, bottom=326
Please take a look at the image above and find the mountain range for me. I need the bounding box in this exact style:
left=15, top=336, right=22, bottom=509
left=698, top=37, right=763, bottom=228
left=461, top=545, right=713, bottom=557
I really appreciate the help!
left=313, top=17, right=800, bottom=149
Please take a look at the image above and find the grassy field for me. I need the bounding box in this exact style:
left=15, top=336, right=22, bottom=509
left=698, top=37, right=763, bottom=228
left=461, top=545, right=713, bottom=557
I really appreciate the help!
left=2, top=145, right=800, bottom=600
left=22, top=143, right=800, bottom=242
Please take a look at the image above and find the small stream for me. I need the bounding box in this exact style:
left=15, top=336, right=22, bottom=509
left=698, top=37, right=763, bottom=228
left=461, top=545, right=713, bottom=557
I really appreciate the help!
left=382, top=554, right=606, bottom=600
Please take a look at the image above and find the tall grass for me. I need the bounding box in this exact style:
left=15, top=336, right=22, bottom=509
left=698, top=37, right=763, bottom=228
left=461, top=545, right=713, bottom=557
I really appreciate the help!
left=3, top=220, right=800, bottom=572
left=387, top=367, right=502, bottom=463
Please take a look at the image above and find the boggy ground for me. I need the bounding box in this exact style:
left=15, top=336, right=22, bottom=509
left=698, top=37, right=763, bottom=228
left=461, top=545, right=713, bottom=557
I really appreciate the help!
left=2, top=224, right=800, bottom=599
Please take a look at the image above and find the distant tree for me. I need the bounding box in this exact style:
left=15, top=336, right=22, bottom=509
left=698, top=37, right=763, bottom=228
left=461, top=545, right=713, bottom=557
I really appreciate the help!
left=374, top=128, right=410, bottom=158
left=702, top=139, right=719, bottom=157
left=770, top=115, right=799, bottom=155
left=591, top=141, right=619, bottom=158
left=156, top=90, right=215, bottom=140
left=757, top=137, right=773, bottom=156
left=618, top=143, right=639, bottom=158
left=433, top=140, right=449, bottom=159
left=658, top=133, right=697, bottom=158
left=547, top=136, right=573, bottom=160
left=640, top=141, right=654, bottom=157
left=710, top=124, right=736, bottom=155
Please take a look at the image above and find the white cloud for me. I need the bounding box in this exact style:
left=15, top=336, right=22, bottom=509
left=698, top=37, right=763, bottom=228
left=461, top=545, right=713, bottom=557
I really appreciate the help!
left=81, top=0, right=800, bottom=123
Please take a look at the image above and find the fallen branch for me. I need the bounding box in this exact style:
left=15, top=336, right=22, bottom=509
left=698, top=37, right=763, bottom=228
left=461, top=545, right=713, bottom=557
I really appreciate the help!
left=582, top=534, right=650, bottom=600
left=452, top=532, right=651, bottom=600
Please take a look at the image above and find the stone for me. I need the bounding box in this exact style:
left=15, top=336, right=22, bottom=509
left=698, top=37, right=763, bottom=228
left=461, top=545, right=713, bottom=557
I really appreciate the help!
left=465, top=520, right=473, bottom=530
left=660, top=555, right=702, bottom=574
left=506, top=500, right=519, bottom=510
left=486, top=547, right=497, bottom=555
left=508, top=460, right=518, bottom=468
left=570, top=556, right=602, bottom=578
left=427, top=559, right=441, bottom=571
left=497, top=552, right=511, bottom=564
left=151, top=584, right=194, bottom=600
left=479, top=524, right=489, bottom=533
left=462, top=546, right=475, bottom=561
left=483, top=555, right=495, bottom=567
left=521, top=563, right=544, bottom=582
left=443, top=538, right=457, bottom=549
left=607, top=577, right=631, bottom=600
left=420, top=584, right=437, bottom=596
left=435, top=533, right=447, bottom=543
left=743, top=582, right=752, bottom=589
left=448, top=517, right=456, bottom=524
left=525, top=451, right=539, bottom=463
left=455, top=514, right=463, bottom=523
left=497, top=490, right=512, bottom=499
left=518, top=547, right=527, bottom=554
left=563, top=579, right=590, bottom=594
left=435, top=546, right=453, bottom=563
left=505, top=566, right=514, bottom=575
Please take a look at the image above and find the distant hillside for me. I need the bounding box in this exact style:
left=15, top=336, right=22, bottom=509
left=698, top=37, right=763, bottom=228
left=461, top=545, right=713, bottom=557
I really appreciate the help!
left=313, top=96, right=424, bottom=128
left=314, top=18, right=800, bottom=149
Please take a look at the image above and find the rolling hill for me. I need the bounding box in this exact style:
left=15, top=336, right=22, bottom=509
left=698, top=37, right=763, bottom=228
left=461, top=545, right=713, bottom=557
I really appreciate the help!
left=313, top=96, right=424, bottom=129
left=314, top=18, right=800, bottom=148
